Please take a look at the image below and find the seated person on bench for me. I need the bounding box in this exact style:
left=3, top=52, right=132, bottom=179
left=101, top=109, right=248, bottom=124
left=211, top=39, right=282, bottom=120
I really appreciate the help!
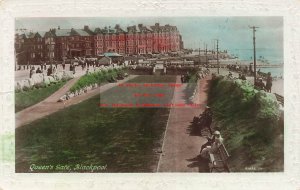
left=200, top=131, right=221, bottom=154
left=198, top=106, right=213, bottom=133
left=199, top=131, right=223, bottom=160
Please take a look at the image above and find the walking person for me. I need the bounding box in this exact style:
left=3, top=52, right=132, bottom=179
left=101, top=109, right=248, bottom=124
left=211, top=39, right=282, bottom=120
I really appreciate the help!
left=52, top=65, right=56, bottom=74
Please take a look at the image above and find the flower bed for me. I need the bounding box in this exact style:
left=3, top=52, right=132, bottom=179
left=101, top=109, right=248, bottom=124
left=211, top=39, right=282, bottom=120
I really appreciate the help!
left=69, top=68, right=125, bottom=92
left=58, top=67, right=128, bottom=102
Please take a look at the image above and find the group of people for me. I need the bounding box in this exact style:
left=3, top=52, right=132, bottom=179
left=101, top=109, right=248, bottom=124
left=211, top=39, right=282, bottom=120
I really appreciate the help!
left=180, top=71, right=191, bottom=83
left=29, top=66, right=44, bottom=78
left=254, top=72, right=272, bottom=92
left=196, top=67, right=210, bottom=80
left=194, top=106, right=224, bottom=160
left=227, top=62, right=256, bottom=77
left=227, top=69, right=273, bottom=93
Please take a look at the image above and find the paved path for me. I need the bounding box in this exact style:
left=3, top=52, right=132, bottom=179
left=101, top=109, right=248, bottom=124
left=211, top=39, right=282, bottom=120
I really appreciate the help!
left=157, top=75, right=211, bottom=172
left=15, top=75, right=137, bottom=128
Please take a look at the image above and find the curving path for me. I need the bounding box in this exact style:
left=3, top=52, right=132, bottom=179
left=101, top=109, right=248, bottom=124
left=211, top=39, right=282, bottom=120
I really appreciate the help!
left=157, top=75, right=212, bottom=172
left=15, top=75, right=137, bottom=128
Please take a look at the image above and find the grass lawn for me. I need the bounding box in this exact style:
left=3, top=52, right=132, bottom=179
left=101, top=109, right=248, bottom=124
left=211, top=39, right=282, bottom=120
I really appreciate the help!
left=15, top=81, right=67, bottom=112
left=16, top=75, right=176, bottom=173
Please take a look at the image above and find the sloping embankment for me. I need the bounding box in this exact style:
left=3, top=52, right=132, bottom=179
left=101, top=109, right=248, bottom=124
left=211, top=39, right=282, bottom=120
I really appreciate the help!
left=208, top=76, right=283, bottom=172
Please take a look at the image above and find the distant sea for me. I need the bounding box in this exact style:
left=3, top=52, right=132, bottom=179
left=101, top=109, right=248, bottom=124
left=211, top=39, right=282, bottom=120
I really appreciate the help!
left=228, top=48, right=284, bottom=77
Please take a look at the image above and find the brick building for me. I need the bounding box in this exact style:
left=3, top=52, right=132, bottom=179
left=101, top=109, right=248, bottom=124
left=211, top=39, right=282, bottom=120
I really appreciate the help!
left=15, top=23, right=183, bottom=64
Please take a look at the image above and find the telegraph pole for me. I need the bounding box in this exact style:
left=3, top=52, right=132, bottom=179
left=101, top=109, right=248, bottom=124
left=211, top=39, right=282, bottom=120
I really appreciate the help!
left=199, top=42, right=201, bottom=65
left=205, top=43, right=208, bottom=65
left=216, top=39, right=219, bottom=74
left=249, top=26, right=259, bottom=83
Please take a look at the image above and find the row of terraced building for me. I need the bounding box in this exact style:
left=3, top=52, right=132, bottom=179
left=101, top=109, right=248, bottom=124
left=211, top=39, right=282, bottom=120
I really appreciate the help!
left=15, top=23, right=184, bottom=64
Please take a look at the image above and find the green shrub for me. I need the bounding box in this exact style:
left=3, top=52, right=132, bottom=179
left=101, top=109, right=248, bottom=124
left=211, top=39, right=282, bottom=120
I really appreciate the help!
left=184, top=71, right=198, bottom=101
left=208, top=76, right=282, bottom=171
left=70, top=68, right=124, bottom=93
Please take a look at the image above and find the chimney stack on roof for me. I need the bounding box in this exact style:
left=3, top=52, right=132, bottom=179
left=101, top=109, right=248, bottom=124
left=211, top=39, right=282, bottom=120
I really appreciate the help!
left=84, top=25, right=89, bottom=30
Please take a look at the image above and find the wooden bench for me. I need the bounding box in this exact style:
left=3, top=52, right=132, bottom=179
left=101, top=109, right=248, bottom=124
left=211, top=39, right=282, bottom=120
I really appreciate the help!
left=208, top=143, right=230, bottom=172
left=274, top=93, right=284, bottom=106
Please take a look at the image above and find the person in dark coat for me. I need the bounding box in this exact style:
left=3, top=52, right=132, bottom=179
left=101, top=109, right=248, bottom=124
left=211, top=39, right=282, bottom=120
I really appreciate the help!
left=29, top=67, right=35, bottom=78
left=62, top=60, right=65, bottom=70
left=47, top=65, right=52, bottom=76
left=266, top=72, right=273, bottom=93
left=255, top=78, right=266, bottom=91
left=36, top=67, right=42, bottom=74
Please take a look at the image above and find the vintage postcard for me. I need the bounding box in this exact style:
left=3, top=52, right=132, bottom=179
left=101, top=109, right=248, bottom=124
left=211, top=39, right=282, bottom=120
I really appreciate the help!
left=0, top=0, right=300, bottom=190
left=14, top=17, right=284, bottom=173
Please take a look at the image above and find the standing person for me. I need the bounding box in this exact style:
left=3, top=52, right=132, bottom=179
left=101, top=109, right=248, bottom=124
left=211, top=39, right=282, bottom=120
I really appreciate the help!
left=266, top=72, right=273, bottom=93
left=36, top=67, right=42, bottom=74
left=81, top=62, right=85, bottom=70
left=47, top=65, right=52, bottom=76
left=241, top=74, right=247, bottom=80
left=29, top=66, right=35, bottom=78
left=249, top=63, right=253, bottom=76
left=238, top=73, right=242, bottom=79
left=180, top=75, right=185, bottom=83
left=70, top=63, right=73, bottom=72
left=62, top=60, right=65, bottom=70
left=72, top=63, right=76, bottom=74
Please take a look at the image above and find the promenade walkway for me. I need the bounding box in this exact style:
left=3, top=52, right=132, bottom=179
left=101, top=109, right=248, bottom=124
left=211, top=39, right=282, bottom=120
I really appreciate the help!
left=210, top=68, right=283, bottom=96
left=157, top=75, right=211, bottom=172
left=15, top=75, right=137, bottom=128
left=15, top=64, right=94, bottom=82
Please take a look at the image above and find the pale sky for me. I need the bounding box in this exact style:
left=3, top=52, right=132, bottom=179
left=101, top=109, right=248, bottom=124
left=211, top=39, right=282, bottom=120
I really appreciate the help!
left=16, top=17, right=283, bottom=62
